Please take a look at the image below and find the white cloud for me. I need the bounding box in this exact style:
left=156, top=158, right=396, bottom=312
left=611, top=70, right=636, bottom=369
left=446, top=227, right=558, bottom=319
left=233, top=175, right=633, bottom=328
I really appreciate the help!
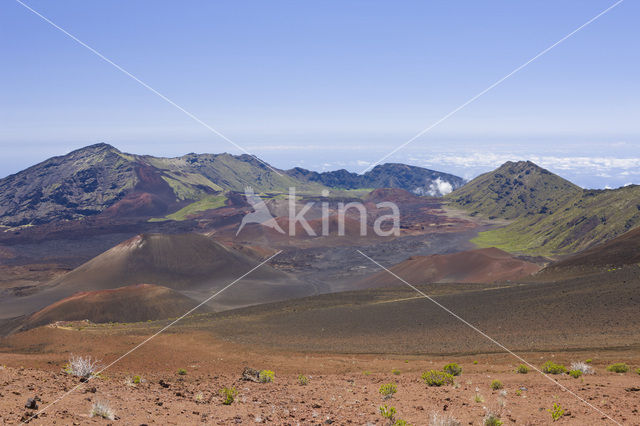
left=425, top=178, right=454, bottom=197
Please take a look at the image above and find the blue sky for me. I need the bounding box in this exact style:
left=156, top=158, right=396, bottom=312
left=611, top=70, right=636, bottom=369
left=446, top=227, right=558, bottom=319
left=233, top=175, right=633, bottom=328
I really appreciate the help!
left=1, top=0, right=638, bottom=188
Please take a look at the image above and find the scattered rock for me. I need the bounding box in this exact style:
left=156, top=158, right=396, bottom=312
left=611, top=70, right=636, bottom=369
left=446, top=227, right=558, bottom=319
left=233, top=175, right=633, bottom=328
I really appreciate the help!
left=25, top=397, right=38, bottom=409
left=241, top=367, right=261, bottom=382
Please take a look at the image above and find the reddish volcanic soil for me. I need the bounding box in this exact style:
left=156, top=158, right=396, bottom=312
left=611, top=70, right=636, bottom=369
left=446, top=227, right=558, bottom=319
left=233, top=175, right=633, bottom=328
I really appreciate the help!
left=360, top=247, right=541, bottom=287
left=18, top=284, right=205, bottom=332
left=0, top=328, right=638, bottom=425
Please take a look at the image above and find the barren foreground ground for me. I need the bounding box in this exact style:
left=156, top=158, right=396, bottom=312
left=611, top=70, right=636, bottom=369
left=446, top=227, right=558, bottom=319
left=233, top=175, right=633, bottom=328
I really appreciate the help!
left=1, top=328, right=639, bottom=425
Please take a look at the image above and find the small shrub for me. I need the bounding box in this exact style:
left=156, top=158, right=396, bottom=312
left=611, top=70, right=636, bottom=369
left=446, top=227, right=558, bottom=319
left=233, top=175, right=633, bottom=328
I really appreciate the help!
left=422, top=370, right=455, bottom=387
left=474, top=387, right=484, bottom=403
left=132, top=375, right=142, bottom=384
left=443, top=363, right=462, bottom=376
left=548, top=402, right=565, bottom=421
left=65, top=354, right=102, bottom=378
left=515, top=389, right=522, bottom=396
left=483, top=412, right=503, bottom=426
left=585, top=358, right=592, bottom=363
left=516, top=364, right=529, bottom=374
left=542, top=361, right=566, bottom=375
left=636, top=368, right=640, bottom=375
left=429, top=411, right=461, bottom=426
left=297, top=374, right=309, bottom=385
left=379, top=383, right=398, bottom=399
left=606, top=363, right=629, bottom=373
left=569, top=369, right=582, bottom=379
left=473, top=360, right=478, bottom=364
left=259, top=369, right=275, bottom=382
left=90, top=399, right=115, bottom=420
left=490, top=380, right=503, bottom=390
left=220, top=386, right=237, bottom=405
left=363, top=371, right=371, bottom=376
left=392, top=369, right=401, bottom=375
left=570, top=361, right=594, bottom=375
left=177, top=368, right=187, bottom=376
left=379, top=404, right=397, bottom=420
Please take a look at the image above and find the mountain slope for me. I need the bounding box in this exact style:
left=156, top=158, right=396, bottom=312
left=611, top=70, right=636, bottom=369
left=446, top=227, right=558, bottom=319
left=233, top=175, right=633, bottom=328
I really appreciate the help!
left=20, top=284, right=205, bottom=330
left=288, top=163, right=465, bottom=196
left=0, top=144, right=464, bottom=226
left=447, top=161, right=582, bottom=219
left=359, top=247, right=540, bottom=287
left=0, top=144, right=140, bottom=226
left=0, top=232, right=317, bottom=322
left=452, top=162, right=640, bottom=255
left=48, top=233, right=283, bottom=292
left=542, top=224, right=640, bottom=275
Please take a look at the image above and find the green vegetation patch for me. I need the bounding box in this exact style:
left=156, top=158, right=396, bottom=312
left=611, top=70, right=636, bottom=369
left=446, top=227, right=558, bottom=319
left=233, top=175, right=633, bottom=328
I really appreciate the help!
left=165, top=194, right=228, bottom=221
left=443, top=362, right=462, bottom=376
left=606, top=363, right=629, bottom=373
left=542, top=361, right=566, bottom=375
left=422, top=370, right=454, bottom=387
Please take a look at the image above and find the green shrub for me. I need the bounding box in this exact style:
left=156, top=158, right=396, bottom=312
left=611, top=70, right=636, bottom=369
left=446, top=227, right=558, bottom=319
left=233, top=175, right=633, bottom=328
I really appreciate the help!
left=392, top=369, right=401, bottom=375
left=220, top=386, right=237, bottom=405
left=484, top=413, right=503, bottom=426
left=177, top=368, right=187, bottom=376
left=421, top=370, right=455, bottom=387
left=585, top=358, right=592, bottom=363
left=132, top=375, right=142, bottom=384
left=363, top=371, right=371, bottom=376
left=379, top=404, right=397, bottom=420
left=516, top=364, right=529, bottom=374
left=606, top=363, right=629, bottom=373
left=515, top=389, right=522, bottom=396
left=636, top=368, right=640, bottom=375
left=569, top=369, right=582, bottom=379
left=259, top=369, right=275, bottom=382
left=490, top=380, right=503, bottom=390
left=473, top=360, right=478, bottom=364
left=443, top=363, right=462, bottom=376
left=379, top=383, right=398, bottom=399
left=542, top=361, right=566, bottom=375
left=297, top=374, right=309, bottom=385
left=548, top=402, right=564, bottom=421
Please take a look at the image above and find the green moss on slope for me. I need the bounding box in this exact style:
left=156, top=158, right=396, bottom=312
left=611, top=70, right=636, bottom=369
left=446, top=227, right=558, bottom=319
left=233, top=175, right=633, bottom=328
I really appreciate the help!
left=165, top=194, right=228, bottom=221
left=471, top=185, right=640, bottom=255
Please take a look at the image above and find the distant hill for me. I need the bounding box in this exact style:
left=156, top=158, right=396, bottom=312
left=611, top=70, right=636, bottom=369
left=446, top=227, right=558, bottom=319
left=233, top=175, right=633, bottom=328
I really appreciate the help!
left=542, top=225, right=640, bottom=275
left=20, top=284, right=204, bottom=331
left=447, top=161, right=582, bottom=219
left=450, top=161, right=640, bottom=255
left=47, top=232, right=284, bottom=292
left=0, top=143, right=463, bottom=226
left=288, top=163, right=464, bottom=196
left=359, top=247, right=540, bottom=287
left=0, top=143, right=324, bottom=226
left=0, top=232, right=315, bottom=321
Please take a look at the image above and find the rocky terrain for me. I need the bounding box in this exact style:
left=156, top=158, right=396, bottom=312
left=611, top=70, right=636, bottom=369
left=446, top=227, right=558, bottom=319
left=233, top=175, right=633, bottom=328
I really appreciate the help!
left=1, top=329, right=638, bottom=425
